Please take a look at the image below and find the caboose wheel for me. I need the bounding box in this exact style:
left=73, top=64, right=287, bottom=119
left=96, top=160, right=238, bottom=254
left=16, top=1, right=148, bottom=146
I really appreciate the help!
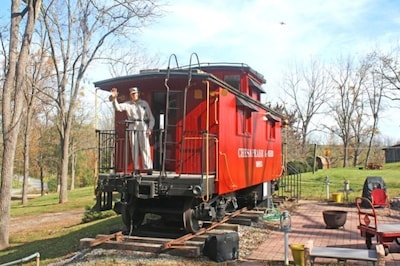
left=183, top=198, right=203, bottom=233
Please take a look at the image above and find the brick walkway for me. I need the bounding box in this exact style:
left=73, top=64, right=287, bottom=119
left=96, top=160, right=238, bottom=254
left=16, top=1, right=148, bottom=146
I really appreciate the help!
left=247, top=200, right=400, bottom=265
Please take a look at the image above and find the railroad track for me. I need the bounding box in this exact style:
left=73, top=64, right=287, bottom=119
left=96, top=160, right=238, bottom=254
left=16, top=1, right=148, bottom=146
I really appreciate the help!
left=80, top=207, right=266, bottom=258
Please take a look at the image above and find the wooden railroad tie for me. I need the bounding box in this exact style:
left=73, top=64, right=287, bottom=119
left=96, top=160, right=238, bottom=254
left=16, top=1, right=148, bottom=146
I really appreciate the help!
left=80, top=231, right=124, bottom=248
left=79, top=206, right=268, bottom=258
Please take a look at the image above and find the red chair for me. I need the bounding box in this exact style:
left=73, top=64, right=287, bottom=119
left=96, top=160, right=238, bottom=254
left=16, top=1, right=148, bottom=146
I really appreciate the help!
left=371, top=188, right=389, bottom=208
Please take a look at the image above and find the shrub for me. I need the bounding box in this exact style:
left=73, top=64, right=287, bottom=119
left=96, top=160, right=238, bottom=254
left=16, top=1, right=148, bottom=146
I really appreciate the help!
left=82, top=205, right=117, bottom=223
left=287, top=160, right=312, bottom=174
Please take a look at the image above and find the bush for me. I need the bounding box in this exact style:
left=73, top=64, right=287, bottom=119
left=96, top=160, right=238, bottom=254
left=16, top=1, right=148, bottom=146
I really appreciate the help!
left=82, top=205, right=117, bottom=223
left=287, top=160, right=312, bottom=174
left=47, top=176, right=58, bottom=192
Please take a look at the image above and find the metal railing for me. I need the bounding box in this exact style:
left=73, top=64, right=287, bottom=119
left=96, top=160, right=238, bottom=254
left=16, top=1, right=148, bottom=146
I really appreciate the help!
left=277, top=164, right=301, bottom=201
left=1, top=252, right=40, bottom=266
left=96, top=130, right=117, bottom=173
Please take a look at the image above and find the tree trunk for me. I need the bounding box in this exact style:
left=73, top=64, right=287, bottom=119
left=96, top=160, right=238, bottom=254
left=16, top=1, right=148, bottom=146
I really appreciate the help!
left=59, top=127, right=71, bottom=203
left=70, top=151, right=76, bottom=191
left=0, top=139, right=18, bottom=250
left=22, top=113, right=32, bottom=205
left=365, top=119, right=379, bottom=168
left=342, top=142, right=349, bottom=167
left=0, top=0, right=42, bottom=250
left=40, top=163, right=46, bottom=196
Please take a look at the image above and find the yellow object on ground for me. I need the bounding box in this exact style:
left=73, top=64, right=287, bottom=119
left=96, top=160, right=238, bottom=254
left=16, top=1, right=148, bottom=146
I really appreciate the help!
left=290, top=244, right=305, bottom=266
left=331, top=192, right=342, bottom=203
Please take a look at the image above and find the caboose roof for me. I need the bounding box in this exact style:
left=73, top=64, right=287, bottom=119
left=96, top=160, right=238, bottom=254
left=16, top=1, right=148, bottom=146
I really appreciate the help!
left=94, top=66, right=282, bottom=119
left=189, top=63, right=266, bottom=83
left=94, top=69, right=209, bottom=87
left=95, top=63, right=265, bottom=86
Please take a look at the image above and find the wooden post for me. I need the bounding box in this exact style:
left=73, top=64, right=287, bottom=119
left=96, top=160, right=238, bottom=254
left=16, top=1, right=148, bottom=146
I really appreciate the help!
left=376, top=244, right=385, bottom=266
left=304, top=240, right=313, bottom=266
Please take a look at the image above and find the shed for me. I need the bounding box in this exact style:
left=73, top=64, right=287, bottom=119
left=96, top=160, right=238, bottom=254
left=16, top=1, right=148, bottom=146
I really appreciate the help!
left=383, top=144, right=400, bottom=163
left=316, top=156, right=331, bottom=169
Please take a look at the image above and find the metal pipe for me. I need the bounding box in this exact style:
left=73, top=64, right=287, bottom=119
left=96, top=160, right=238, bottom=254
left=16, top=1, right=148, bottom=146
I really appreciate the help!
left=162, top=54, right=179, bottom=175
left=205, top=80, right=210, bottom=202
left=1, top=252, right=40, bottom=266
left=124, top=123, right=128, bottom=174
left=284, top=232, right=289, bottom=265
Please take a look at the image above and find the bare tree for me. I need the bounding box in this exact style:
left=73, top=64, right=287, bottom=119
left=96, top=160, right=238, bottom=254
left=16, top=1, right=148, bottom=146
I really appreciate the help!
left=378, top=46, right=400, bottom=98
left=21, top=61, right=39, bottom=205
left=270, top=103, right=302, bottom=162
left=327, top=56, right=367, bottom=167
left=34, top=109, right=59, bottom=194
left=0, top=0, right=42, bottom=250
left=363, top=51, right=388, bottom=166
left=349, top=95, right=368, bottom=166
left=281, top=58, right=331, bottom=155
left=106, top=47, right=162, bottom=77
left=40, top=0, right=161, bottom=203
left=20, top=23, right=53, bottom=204
left=69, top=102, right=94, bottom=191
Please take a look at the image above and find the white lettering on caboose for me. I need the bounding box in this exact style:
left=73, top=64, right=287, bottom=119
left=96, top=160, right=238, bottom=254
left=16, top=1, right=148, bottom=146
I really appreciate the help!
left=237, top=148, right=274, bottom=158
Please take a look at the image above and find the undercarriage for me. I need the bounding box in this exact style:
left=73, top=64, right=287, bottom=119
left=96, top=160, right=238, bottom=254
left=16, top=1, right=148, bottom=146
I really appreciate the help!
left=94, top=171, right=266, bottom=233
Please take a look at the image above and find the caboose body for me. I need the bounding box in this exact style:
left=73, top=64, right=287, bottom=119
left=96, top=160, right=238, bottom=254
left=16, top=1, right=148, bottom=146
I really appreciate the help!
left=94, top=57, right=284, bottom=233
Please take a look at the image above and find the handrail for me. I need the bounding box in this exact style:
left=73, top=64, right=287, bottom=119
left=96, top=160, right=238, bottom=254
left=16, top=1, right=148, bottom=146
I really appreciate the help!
left=162, top=54, right=180, bottom=175
left=1, top=252, right=40, bottom=266
left=204, top=81, right=210, bottom=202
left=178, top=53, right=202, bottom=175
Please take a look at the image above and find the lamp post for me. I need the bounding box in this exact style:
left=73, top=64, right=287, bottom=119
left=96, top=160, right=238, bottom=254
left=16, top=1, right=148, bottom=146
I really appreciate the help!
left=324, top=176, right=330, bottom=200
left=280, top=210, right=292, bottom=265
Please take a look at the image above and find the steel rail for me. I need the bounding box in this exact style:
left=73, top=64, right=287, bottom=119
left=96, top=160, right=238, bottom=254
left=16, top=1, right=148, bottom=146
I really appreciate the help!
left=160, top=207, right=248, bottom=251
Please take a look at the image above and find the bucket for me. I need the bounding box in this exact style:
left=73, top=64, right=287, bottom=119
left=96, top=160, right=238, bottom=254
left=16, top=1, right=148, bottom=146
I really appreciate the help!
left=331, top=193, right=342, bottom=203
left=289, top=244, right=305, bottom=266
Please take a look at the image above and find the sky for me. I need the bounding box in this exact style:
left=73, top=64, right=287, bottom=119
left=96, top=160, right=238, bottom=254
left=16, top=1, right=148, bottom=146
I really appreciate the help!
left=127, top=0, right=400, bottom=143
left=1, top=1, right=398, bottom=142
left=138, top=0, right=400, bottom=83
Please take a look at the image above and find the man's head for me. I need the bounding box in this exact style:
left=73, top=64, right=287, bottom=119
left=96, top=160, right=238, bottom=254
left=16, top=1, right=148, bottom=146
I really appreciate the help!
left=129, top=87, right=139, bottom=94
left=129, top=87, right=139, bottom=101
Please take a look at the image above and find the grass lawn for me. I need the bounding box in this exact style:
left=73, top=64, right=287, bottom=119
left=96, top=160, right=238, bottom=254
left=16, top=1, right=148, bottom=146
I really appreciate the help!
left=1, top=187, right=123, bottom=265
left=1, top=162, right=399, bottom=264
left=298, top=162, right=400, bottom=203
left=10, top=186, right=96, bottom=217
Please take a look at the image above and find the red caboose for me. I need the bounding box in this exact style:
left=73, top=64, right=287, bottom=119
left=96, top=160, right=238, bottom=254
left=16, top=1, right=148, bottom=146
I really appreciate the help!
left=94, top=55, right=284, bottom=233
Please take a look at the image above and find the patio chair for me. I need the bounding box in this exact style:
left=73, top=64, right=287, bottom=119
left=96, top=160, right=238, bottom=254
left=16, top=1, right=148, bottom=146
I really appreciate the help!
left=371, top=188, right=389, bottom=208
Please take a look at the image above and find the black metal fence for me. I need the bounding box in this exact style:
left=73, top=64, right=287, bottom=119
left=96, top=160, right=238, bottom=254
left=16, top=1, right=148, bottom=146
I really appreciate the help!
left=277, top=164, right=301, bottom=201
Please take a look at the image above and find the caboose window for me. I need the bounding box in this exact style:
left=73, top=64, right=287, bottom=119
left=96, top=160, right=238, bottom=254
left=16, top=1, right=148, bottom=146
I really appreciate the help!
left=236, top=97, right=257, bottom=135
left=225, top=75, right=241, bottom=91
left=265, top=113, right=279, bottom=140
left=268, top=120, right=276, bottom=139
left=237, top=106, right=252, bottom=135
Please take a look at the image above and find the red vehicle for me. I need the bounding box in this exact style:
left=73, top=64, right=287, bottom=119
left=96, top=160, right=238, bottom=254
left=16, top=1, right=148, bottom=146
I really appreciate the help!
left=93, top=54, right=285, bottom=233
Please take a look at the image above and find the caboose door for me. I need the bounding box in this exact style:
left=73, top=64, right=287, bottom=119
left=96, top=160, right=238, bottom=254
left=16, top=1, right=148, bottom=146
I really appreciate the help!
left=152, top=90, right=185, bottom=173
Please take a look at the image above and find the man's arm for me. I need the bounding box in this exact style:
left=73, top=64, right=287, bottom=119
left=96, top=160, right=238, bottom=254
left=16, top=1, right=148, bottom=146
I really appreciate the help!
left=144, top=100, right=155, bottom=131
left=109, top=88, right=123, bottom=112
